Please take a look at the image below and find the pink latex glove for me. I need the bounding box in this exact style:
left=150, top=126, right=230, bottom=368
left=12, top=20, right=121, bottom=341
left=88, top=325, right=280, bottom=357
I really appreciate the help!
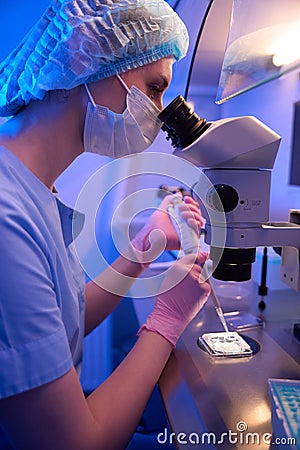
left=131, top=193, right=204, bottom=267
left=138, top=253, right=211, bottom=347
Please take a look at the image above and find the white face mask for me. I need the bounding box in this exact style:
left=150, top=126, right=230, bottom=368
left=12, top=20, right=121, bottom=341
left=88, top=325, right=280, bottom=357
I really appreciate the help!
left=83, top=75, right=162, bottom=158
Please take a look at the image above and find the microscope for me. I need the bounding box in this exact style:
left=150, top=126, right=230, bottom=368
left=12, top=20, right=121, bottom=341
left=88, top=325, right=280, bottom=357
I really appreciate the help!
left=158, top=96, right=300, bottom=291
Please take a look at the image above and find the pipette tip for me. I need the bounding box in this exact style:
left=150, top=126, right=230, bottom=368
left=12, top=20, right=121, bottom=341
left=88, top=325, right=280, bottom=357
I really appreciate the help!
left=215, top=306, right=230, bottom=333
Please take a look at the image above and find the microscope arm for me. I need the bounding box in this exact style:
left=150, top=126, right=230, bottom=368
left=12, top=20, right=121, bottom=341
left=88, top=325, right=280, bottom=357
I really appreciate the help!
left=204, top=211, right=300, bottom=292
left=205, top=220, right=300, bottom=249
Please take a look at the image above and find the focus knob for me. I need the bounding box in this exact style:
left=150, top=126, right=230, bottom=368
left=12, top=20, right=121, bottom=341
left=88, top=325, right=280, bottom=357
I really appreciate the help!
left=208, top=184, right=239, bottom=212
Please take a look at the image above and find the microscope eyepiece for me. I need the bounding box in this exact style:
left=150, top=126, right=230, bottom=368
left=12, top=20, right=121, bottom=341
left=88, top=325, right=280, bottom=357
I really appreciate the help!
left=158, top=96, right=211, bottom=149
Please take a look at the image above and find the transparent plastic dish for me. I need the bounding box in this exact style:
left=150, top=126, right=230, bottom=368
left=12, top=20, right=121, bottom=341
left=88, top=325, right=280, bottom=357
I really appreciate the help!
left=224, top=311, right=265, bottom=331
left=198, top=331, right=253, bottom=358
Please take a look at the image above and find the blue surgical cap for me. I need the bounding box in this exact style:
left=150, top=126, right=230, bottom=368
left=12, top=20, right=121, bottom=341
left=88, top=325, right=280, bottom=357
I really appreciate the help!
left=0, top=0, right=189, bottom=117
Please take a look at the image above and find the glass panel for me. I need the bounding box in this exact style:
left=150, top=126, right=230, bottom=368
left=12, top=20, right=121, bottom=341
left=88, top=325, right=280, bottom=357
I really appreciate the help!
left=216, top=0, right=300, bottom=104
left=185, top=0, right=233, bottom=99
left=169, top=0, right=212, bottom=99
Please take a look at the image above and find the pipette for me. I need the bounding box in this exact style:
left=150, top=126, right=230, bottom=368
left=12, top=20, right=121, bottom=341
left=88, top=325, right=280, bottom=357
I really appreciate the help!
left=168, top=195, right=229, bottom=333
left=208, top=284, right=229, bottom=332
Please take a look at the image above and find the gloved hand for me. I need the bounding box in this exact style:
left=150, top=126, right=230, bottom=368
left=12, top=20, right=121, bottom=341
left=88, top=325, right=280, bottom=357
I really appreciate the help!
left=138, top=253, right=211, bottom=347
left=131, top=193, right=204, bottom=267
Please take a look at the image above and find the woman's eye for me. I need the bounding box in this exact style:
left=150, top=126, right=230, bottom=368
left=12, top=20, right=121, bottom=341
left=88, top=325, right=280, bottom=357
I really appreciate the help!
left=149, top=86, right=163, bottom=100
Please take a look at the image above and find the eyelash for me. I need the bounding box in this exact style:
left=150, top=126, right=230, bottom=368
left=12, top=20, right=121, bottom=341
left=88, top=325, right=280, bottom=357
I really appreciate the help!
left=149, top=86, right=163, bottom=100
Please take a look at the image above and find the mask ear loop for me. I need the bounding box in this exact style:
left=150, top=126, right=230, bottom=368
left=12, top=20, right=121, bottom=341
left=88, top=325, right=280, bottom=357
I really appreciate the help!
left=84, top=84, right=96, bottom=107
left=85, top=77, right=130, bottom=106
left=116, top=74, right=131, bottom=94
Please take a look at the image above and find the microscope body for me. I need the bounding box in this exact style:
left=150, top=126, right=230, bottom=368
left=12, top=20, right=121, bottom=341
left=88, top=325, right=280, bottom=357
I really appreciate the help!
left=171, top=114, right=300, bottom=287
left=202, top=163, right=300, bottom=286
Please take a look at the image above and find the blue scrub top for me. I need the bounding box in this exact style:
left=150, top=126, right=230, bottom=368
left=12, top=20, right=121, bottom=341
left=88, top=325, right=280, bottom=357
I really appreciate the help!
left=0, top=145, right=86, bottom=402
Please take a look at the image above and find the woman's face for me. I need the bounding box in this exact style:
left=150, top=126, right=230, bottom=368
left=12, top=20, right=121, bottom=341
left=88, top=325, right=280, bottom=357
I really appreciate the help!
left=86, top=56, right=173, bottom=114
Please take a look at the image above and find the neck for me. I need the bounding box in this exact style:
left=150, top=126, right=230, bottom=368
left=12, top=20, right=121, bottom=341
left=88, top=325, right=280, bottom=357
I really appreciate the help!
left=0, top=86, right=86, bottom=189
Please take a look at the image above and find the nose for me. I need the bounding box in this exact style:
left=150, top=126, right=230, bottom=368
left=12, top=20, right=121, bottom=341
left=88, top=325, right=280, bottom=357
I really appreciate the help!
left=154, top=96, right=164, bottom=111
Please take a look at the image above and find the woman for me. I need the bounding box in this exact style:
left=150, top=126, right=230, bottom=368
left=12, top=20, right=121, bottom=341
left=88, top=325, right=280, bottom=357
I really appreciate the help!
left=0, top=1, right=210, bottom=448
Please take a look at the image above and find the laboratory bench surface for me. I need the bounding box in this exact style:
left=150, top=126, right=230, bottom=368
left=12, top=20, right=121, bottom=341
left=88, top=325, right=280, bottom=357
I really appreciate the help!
left=132, top=277, right=300, bottom=450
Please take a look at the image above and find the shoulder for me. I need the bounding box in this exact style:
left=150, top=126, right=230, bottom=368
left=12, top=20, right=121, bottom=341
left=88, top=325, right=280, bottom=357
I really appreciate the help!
left=0, top=146, right=61, bottom=248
